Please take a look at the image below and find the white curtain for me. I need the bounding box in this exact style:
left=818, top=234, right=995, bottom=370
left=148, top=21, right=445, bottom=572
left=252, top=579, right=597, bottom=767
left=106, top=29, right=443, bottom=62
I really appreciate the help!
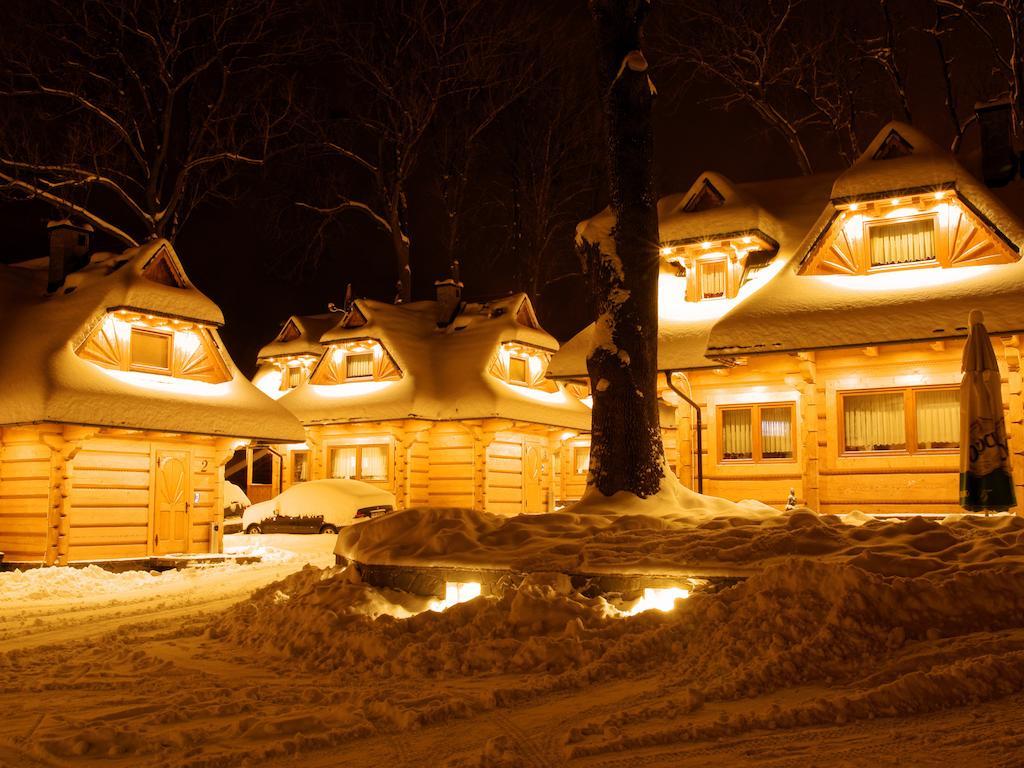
left=760, top=406, right=793, bottom=458
left=346, top=353, right=374, bottom=378
left=915, top=388, right=959, bottom=449
left=330, top=447, right=358, bottom=478
left=844, top=392, right=906, bottom=451
left=869, top=219, right=935, bottom=266
left=360, top=446, right=388, bottom=480
left=700, top=261, right=727, bottom=298
left=721, top=409, right=753, bottom=459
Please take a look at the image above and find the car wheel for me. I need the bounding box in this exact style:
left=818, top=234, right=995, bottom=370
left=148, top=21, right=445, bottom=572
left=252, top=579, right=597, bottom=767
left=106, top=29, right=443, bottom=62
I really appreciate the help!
left=245, top=524, right=262, bottom=535
left=319, top=524, right=338, bottom=535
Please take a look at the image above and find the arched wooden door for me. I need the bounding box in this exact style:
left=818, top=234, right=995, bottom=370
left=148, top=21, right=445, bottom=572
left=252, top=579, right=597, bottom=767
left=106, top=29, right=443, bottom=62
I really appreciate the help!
left=523, top=442, right=547, bottom=513
left=154, top=450, right=190, bottom=555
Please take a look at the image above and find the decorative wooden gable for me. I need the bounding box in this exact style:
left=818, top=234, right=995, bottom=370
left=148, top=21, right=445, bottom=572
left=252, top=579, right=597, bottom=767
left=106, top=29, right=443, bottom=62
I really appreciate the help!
left=278, top=319, right=302, bottom=342
left=872, top=129, right=914, bottom=160
left=800, top=191, right=1018, bottom=276
left=489, top=342, right=558, bottom=393
left=514, top=297, right=541, bottom=330
left=683, top=179, right=726, bottom=212
left=141, top=246, right=187, bottom=288
left=310, top=339, right=401, bottom=385
left=77, top=311, right=230, bottom=383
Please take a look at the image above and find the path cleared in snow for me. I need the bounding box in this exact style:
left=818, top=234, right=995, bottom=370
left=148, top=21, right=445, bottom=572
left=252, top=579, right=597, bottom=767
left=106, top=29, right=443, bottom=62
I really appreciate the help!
left=0, top=534, right=334, bottom=653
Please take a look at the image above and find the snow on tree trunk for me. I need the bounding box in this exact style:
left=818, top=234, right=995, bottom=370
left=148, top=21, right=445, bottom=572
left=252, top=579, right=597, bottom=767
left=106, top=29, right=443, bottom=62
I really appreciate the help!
left=582, top=0, right=664, bottom=498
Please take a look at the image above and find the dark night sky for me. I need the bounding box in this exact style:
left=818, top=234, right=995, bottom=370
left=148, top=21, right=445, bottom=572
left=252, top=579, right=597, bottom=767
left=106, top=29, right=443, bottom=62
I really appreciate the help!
left=0, top=0, right=988, bottom=377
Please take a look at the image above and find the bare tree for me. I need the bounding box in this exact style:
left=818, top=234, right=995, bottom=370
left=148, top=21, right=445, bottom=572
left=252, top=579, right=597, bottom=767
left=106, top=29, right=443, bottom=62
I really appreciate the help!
left=299, top=0, right=525, bottom=303
left=582, top=0, right=665, bottom=498
left=0, top=0, right=298, bottom=246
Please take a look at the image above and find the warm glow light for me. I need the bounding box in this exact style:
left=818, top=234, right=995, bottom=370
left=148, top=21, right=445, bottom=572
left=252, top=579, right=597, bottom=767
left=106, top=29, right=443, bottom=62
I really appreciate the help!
left=581, top=395, right=593, bottom=409
left=431, top=581, right=482, bottom=611
left=559, top=430, right=577, bottom=442
left=499, top=380, right=573, bottom=404
left=849, top=203, right=859, bottom=211
left=174, top=329, right=202, bottom=358
left=890, top=197, right=901, bottom=205
left=934, top=190, right=946, bottom=200
left=819, top=264, right=994, bottom=292
left=99, top=367, right=233, bottom=397
left=660, top=245, right=674, bottom=256
left=701, top=241, right=712, bottom=249
left=627, top=586, right=690, bottom=615
left=743, top=236, right=752, bottom=244
left=253, top=368, right=285, bottom=399
left=311, top=380, right=394, bottom=398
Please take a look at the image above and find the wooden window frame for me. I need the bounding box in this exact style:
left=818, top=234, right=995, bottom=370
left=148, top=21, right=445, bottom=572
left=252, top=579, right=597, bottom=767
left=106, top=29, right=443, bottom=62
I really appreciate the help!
left=291, top=450, right=310, bottom=484
left=508, top=354, right=530, bottom=385
left=838, top=385, right=960, bottom=457
left=128, top=327, right=173, bottom=374
left=718, top=402, right=796, bottom=464
left=864, top=214, right=938, bottom=272
left=344, top=352, right=375, bottom=381
left=572, top=444, right=590, bottom=475
left=285, top=365, right=304, bottom=389
left=697, top=257, right=729, bottom=300
left=327, top=442, right=391, bottom=482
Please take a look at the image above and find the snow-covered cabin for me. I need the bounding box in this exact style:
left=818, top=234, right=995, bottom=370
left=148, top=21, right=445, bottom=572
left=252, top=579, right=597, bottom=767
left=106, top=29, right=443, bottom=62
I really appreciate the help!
left=551, top=121, right=1024, bottom=516
left=261, top=285, right=593, bottom=514
left=0, top=234, right=304, bottom=565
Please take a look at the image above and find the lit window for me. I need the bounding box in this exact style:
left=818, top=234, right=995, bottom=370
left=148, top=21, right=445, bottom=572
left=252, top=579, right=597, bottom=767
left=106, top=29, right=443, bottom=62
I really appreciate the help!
left=129, top=327, right=171, bottom=372
left=291, top=451, right=309, bottom=483
left=346, top=352, right=374, bottom=379
left=699, top=260, right=727, bottom=299
left=329, top=443, right=389, bottom=481
left=868, top=218, right=936, bottom=267
left=286, top=366, right=303, bottom=388
left=720, top=404, right=794, bottom=462
left=841, top=387, right=958, bottom=454
left=509, top=355, right=529, bottom=384
left=573, top=445, right=590, bottom=474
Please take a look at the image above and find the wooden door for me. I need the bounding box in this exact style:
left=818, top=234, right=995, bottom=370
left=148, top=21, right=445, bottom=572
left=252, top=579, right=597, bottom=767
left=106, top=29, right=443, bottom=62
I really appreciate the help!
left=154, top=450, right=190, bottom=555
left=523, top=442, right=547, bottom=513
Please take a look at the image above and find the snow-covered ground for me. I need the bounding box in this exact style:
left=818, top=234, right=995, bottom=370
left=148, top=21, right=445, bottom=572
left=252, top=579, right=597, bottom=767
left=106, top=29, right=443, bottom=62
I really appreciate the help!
left=2, top=508, right=1024, bottom=767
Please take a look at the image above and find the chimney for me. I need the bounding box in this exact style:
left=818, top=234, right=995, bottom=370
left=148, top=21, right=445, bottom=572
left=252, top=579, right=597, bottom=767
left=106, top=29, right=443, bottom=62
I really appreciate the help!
left=46, top=219, right=92, bottom=292
left=434, top=260, right=463, bottom=327
left=976, top=99, right=1017, bottom=187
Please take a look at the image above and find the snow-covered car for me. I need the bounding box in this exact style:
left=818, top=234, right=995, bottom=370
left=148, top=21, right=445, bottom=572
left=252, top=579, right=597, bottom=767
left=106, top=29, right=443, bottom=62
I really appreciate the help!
left=222, top=481, right=252, bottom=534
left=241, top=479, right=396, bottom=535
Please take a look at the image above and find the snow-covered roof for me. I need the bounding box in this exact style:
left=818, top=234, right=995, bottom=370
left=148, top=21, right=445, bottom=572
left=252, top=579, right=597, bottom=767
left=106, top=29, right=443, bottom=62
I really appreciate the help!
left=257, top=313, right=336, bottom=361
left=549, top=172, right=834, bottom=378
left=278, top=294, right=591, bottom=430
left=708, top=122, right=1024, bottom=357
left=0, top=240, right=305, bottom=442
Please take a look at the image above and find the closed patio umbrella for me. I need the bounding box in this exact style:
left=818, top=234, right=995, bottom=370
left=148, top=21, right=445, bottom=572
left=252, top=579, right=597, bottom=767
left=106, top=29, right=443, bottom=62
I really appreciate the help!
left=960, top=310, right=1016, bottom=513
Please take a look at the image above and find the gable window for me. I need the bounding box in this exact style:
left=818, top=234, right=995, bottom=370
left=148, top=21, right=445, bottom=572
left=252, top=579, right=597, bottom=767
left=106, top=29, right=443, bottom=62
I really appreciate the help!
left=329, top=443, right=389, bottom=482
left=868, top=218, right=936, bottom=267
left=841, top=387, right=958, bottom=454
left=699, top=259, right=727, bottom=299
left=345, top=352, right=374, bottom=379
left=285, top=366, right=304, bottom=388
left=508, top=355, right=529, bottom=385
left=129, top=327, right=171, bottom=372
left=720, top=404, right=795, bottom=462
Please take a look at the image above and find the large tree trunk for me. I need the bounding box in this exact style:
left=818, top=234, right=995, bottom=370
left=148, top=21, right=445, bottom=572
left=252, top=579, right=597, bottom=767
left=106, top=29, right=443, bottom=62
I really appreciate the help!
left=582, top=0, right=664, bottom=498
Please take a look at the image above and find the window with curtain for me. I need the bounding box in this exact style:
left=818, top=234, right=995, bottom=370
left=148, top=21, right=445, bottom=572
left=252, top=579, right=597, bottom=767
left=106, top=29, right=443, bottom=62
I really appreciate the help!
left=868, top=218, right=936, bottom=267
left=721, top=408, right=753, bottom=460
left=329, top=444, right=389, bottom=481
left=720, top=404, right=795, bottom=462
left=291, top=451, right=309, bottom=483
left=841, top=387, right=958, bottom=454
left=699, top=260, right=727, bottom=299
left=574, top=445, right=590, bottom=474
left=915, top=388, right=959, bottom=450
left=345, top=352, right=374, bottom=379
left=286, top=366, right=303, bottom=388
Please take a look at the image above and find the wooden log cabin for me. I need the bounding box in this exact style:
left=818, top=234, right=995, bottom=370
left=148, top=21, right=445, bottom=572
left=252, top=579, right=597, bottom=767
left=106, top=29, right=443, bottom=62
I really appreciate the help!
left=257, top=281, right=595, bottom=514
left=0, top=231, right=304, bottom=565
left=550, top=121, right=1024, bottom=516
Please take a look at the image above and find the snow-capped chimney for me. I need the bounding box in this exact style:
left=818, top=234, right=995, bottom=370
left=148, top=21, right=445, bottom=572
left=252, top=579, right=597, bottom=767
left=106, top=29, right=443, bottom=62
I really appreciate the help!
left=976, top=99, right=1017, bottom=187
left=46, top=219, right=92, bottom=292
left=434, top=261, right=463, bottom=327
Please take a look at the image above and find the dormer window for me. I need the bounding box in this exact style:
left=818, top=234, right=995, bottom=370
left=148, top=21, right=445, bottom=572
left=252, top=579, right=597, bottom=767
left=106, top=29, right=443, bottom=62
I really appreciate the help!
left=286, top=366, right=304, bottom=388
left=699, top=259, right=728, bottom=299
left=345, top=352, right=374, bottom=379
left=129, top=328, right=172, bottom=373
left=868, top=218, right=936, bottom=268
left=508, top=355, right=529, bottom=385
